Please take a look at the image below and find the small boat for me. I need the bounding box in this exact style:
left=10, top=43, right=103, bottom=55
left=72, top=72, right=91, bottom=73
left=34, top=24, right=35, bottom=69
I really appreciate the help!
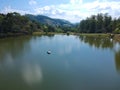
left=47, top=50, right=51, bottom=54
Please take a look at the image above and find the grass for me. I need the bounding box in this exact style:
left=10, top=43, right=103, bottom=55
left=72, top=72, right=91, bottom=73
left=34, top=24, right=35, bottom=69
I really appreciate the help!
left=80, top=33, right=109, bottom=36
left=32, top=32, right=66, bottom=35
left=79, top=33, right=120, bottom=42
left=113, top=34, right=120, bottom=42
left=32, top=32, right=46, bottom=35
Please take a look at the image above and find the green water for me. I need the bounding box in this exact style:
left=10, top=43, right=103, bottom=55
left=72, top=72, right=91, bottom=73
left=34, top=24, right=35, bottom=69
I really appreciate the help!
left=0, top=34, right=120, bottom=90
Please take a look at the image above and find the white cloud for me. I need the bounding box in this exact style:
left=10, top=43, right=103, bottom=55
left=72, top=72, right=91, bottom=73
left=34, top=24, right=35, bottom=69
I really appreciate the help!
left=1, top=0, right=120, bottom=23
left=70, top=0, right=83, bottom=4
left=29, top=0, right=37, bottom=5
left=33, top=0, right=120, bottom=23
left=32, top=0, right=89, bottom=22
left=82, top=0, right=120, bottom=18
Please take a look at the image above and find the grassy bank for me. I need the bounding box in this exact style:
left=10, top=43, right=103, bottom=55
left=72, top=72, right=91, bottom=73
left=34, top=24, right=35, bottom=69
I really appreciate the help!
left=1, top=31, right=120, bottom=42
left=32, top=32, right=66, bottom=35
left=79, top=33, right=120, bottom=42
left=32, top=32, right=46, bottom=35
left=79, top=33, right=111, bottom=38
left=113, top=34, right=120, bottom=42
left=0, top=32, right=30, bottom=38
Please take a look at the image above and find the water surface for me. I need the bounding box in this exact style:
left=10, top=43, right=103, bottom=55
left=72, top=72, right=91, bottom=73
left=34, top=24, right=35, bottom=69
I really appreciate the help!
left=0, top=34, right=120, bottom=90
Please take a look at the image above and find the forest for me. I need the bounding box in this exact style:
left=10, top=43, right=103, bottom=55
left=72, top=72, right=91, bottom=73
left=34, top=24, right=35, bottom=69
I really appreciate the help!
left=0, top=12, right=42, bottom=37
left=78, top=13, right=120, bottom=33
left=0, top=12, right=120, bottom=37
left=0, top=12, right=63, bottom=37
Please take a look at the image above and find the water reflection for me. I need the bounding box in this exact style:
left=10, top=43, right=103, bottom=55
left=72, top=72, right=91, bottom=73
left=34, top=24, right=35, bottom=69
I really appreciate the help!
left=22, top=63, right=43, bottom=85
left=3, top=53, right=14, bottom=66
left=55, top=35, right=80, bottom=55
left=114, top=43, right=120, bottom=73
left=58, top=44, right=73, bottom=55
left=0, top=35, right=120, bottom=90
left=0, top=36, right=31, bottom=62
left=79, top=35, right=120, bottom=74
left=79, top=35, right=114, bottom=49
left=33, top=34, right=55, bottom=40
left=115, top=50, right=120, bottom=73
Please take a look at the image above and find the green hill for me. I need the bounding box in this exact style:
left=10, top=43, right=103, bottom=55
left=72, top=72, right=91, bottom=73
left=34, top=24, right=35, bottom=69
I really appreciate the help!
left=25, top=14, right=73, bottom=27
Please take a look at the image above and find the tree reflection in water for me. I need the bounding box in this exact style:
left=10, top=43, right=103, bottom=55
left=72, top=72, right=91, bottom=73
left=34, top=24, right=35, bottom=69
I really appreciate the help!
left=114, top=43, right=120, bottom=73
left=0, top=36, right=31, bottom=62
left=79, top=35, right=120, bottom=74
left=79, top=35, right=114, bottom=49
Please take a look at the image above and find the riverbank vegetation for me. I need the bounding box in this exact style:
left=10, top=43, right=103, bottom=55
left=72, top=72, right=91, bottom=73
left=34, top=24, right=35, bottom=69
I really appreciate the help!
left=78, top=13, right=120, bottom=34
left=0, top=12, right=120, bottom=41
left=0, top=12, right=41, bottom=37
left=0, top=12, right=76, bottom=38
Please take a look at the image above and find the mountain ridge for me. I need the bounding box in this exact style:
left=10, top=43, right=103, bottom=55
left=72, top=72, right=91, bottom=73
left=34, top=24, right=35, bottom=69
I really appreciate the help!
left=25, top=14, right=74, bottom=27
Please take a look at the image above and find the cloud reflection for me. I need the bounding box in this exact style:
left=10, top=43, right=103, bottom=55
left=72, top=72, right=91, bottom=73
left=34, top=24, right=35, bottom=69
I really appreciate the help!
left=22, top=63, right=43, bottom=85
left=5, top=53, right=14, bottom=66
left=113, top=42, right=120, bottom=52
left=58, top=44, right=72, bottom=55
left=55, top=35, right=81, bottom=55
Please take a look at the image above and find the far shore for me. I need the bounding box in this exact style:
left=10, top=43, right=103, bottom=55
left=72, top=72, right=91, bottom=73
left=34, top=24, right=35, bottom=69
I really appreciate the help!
left=32, top=32, right=120, bottom=42
left=79, top=33, right=120, bottom=42
left=1, top=32, right=120, bottom=42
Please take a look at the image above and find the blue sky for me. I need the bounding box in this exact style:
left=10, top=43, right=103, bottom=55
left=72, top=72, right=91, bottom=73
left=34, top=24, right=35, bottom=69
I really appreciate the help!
left=0, top=0, right=120, bottom=23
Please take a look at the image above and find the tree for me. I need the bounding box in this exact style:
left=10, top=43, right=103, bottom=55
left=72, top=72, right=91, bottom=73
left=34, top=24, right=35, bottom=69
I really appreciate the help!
left=78, top=13, right=119, bottom=33
left=0, top=12, right=44, bottom=36
left=0, top=14, right=4, bottom=33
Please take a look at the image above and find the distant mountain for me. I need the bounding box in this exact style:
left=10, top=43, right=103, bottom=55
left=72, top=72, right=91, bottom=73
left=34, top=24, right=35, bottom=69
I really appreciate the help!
left=25, top=14, right=73, bottom=27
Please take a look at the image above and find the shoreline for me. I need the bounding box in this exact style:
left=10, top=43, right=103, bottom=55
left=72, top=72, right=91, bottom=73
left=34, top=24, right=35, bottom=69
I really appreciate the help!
left=79, top=33, right=120, bottom=42
left=32, top=32, right=120, bottom=42
left=1, top=32, right=120, bottom=42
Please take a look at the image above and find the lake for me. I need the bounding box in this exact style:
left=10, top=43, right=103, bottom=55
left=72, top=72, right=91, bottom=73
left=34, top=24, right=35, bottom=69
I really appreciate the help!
left=0, top=34, right=120, bottom=90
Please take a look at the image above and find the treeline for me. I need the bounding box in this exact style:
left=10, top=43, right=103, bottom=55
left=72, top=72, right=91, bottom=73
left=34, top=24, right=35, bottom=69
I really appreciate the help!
left=0, top=12, right=64, bottom=36
left=0, top=12, right=76, bottom=37
left=78, top=13, right=120, bottom=33
left=0, top=12, right=44, bottom=37
left=1, top=12, right=120, bottom=37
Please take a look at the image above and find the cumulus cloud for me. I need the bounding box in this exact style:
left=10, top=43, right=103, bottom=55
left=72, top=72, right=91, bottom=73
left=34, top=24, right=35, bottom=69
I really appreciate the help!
left=32, top=0, right=120, bottom=22
left=29, top=0, right=37, bottom=5
left=70, top=0, right=83, bottom=5
left=83, top=0, right=120, bottom=17
left=1, top=0, right=120, bottom=23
